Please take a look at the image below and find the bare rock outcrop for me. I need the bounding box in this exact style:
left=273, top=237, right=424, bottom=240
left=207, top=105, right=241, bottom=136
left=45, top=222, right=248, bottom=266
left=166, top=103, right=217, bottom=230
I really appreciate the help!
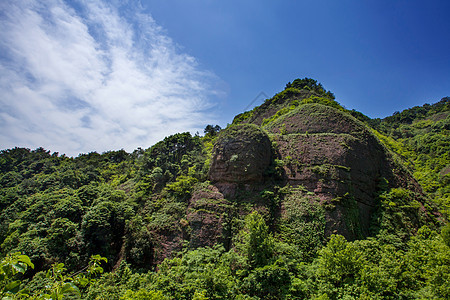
left=187, top=184, right=231, bottom=249
left=266, top=104, right=423, bottom=239
left=209, top=124, right=272, bottom=186
left=210, top=103, right=425, bottom=240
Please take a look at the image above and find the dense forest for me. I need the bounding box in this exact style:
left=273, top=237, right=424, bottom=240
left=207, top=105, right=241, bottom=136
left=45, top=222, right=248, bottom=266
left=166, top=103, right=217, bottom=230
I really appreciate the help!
left=0, top=78, right=449, bottom=299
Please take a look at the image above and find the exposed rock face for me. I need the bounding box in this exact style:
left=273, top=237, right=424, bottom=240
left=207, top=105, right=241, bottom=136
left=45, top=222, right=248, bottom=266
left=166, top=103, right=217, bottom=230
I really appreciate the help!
left=209, top=124, right=272, bottom=184
left=264, top=104, right=368, bottom=135
left=150, top=185, right=232, bottom=260
left=234, top=89, right=316, bottom=126
left=150, top=228, right=185, bottom=265
left=208, top=102, right=426, bottom=241
left=266, top=104, right=422, bottom=239
left=187, top=184, right=231, bottom=248
left=149, top=100, right=432, bottom=264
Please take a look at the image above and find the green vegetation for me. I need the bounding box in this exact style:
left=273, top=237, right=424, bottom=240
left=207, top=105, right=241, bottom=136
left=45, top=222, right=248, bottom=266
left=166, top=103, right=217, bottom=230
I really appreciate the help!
left=203, top=125, right=222, bottom=138
left=262, top=103, right=366, bottom=136
left=233, top=77, right=338, bottom=125
left=0, top=79, right=448, bottom=299
left=0, top=253, right=106, bottom=299
left=216, top=123, right=269, bottom=146
left=372, top=97, right=450, bottom=218
left=260, top=95, right=344, bottom=128
left=285, top=77, right=335, bottom=99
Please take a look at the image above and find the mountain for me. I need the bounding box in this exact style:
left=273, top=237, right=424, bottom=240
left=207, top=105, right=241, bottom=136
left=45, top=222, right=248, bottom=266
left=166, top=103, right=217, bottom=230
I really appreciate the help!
left=0, top=79, right=449, bottom=299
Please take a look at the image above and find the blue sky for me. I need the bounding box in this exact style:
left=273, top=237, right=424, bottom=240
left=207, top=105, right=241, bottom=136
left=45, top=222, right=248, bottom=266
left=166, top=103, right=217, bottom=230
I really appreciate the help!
left=1, top=0, right=449, bottom=156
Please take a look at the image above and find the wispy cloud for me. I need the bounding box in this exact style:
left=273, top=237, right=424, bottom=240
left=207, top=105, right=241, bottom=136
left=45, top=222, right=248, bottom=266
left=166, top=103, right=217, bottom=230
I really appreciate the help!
left=0, top=0, right=223, bottom=156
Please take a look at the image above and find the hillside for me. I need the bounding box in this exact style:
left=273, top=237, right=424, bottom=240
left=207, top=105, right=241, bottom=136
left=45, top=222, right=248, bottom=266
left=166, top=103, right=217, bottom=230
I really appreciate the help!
left=0, top=79, right=449, bottom=299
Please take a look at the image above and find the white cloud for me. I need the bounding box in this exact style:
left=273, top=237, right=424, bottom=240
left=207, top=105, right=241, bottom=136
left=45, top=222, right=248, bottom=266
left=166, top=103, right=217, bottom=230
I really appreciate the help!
left=0, top=0, right=222, bottom=156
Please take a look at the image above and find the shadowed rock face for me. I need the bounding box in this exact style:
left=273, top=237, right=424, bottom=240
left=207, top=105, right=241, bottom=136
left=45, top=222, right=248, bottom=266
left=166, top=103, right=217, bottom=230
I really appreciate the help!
left=209, top=124, right=272, bottom=184
left=187, top=185, right=230, bottom=249
left=266, top=104, right=423, bottom=239
left=149, top=102, right=432, bottom=263
left=209, top=104, right=424, bottom=241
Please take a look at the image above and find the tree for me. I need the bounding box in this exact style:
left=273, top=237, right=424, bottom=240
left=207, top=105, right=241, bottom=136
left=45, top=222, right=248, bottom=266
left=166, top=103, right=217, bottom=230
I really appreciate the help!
left=204, top=125, right=221, bottom=137
left=288, top=77, right=335, bottom=99
left=29, top=254, right=107, bottom=299
left=81, top=201, right=133, bottom=264
left=241, top=259, right=291, bottom=299
left=442, top=223, right=450, bottom=248
left=240, top=212, right=274, bottom=268
left=0, top=252, right=34, bottom=299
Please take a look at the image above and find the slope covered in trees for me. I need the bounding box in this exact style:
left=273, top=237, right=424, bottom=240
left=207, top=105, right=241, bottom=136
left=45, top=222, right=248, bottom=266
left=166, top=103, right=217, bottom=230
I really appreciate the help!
left=0, top=79, right=449, bottom=299
left=373, top=98, right=450, bottom=217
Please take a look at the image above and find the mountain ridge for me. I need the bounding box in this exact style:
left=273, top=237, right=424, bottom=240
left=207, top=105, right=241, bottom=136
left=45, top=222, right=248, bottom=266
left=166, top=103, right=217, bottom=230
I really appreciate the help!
left=0, top=78, right=448, bottom=299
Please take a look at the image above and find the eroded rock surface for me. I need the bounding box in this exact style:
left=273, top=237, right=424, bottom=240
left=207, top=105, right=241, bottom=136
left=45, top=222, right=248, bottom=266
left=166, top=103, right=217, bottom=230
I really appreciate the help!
left=211, top=104, right=424, bottom=240
left=209, top=124, right=272, bottom=184
left=266, top=104, right=422, bottom=239
left=187, top=184, right=231, bottom=248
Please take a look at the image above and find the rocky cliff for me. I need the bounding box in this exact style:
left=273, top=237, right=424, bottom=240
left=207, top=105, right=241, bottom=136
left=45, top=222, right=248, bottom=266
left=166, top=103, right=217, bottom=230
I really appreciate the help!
left=150, top=82, right=439, bottom=264
left=208, top=91, right=430, bottom=242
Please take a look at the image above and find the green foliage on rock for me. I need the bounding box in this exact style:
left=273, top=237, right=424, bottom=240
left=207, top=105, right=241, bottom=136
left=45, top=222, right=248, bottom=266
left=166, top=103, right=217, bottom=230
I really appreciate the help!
left=286, top=77, right=335, bottom=99
left=0, top=80, right=448, bottom=299
left=278, top=189, right=326, bottom=261
left=373, top=97, right=450, bottom=219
